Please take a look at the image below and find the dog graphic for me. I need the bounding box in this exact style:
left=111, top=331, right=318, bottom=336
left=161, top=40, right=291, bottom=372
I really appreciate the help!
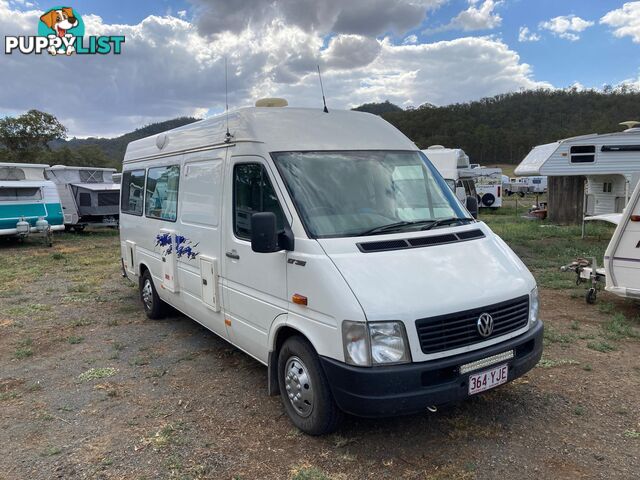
left=39, top=7, right=79, bottom=56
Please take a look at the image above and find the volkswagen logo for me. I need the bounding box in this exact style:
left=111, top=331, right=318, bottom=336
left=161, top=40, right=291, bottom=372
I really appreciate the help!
left=477, top=313, right=494, bottom=337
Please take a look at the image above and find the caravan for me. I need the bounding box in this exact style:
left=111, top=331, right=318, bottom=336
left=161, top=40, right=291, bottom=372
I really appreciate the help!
left=0, top=163, right=65, bottom=242
left=120, top=104, right=543, bottom=435
left=46, top=165, right=120, bottom=230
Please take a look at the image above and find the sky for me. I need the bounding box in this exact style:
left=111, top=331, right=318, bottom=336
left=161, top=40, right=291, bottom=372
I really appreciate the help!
left=0, top=0, right=638, bottom=137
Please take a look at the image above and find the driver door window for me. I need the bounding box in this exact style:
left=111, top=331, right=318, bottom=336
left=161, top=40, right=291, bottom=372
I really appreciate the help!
left=233, top=163, right=285, bottom=239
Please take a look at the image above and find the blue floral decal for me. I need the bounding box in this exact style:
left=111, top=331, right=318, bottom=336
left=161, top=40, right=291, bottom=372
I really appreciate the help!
left=155, top=233, right=199, bottom=260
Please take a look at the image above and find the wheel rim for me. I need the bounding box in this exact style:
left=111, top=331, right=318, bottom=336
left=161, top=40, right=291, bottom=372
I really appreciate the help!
left=142, top=279, right=153, bottom=311
left=284, top=356, right=314, bottom=418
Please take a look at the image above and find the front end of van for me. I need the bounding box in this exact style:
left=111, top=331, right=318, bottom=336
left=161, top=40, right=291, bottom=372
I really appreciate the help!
left=272, top=148, right=543, bottom=422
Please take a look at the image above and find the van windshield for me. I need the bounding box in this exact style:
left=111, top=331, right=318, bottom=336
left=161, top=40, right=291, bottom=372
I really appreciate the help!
left=273, top=150, right=469, bottom=238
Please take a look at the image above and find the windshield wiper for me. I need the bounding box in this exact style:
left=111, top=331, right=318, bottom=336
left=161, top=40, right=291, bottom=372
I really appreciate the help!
left=421, top=217, right=473, bottom=231
left=356, top=220, right=437, bottom=236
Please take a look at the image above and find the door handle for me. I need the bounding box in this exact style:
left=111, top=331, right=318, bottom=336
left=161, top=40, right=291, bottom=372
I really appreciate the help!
left=226, top=250, right=240, bottom=260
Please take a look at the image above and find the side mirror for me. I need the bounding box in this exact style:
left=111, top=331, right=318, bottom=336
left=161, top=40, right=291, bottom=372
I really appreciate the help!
left=250, top=213, right=295, bottom=253
left=465, top=195, right=479, bottom=219
left=251, top=212, right=279, bottom=253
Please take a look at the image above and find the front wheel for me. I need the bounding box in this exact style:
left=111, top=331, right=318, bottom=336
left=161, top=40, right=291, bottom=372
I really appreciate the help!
left=278, top=336, right=342, bottom=435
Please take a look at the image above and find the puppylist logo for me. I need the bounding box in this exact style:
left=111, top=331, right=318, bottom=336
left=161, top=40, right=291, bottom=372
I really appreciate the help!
left=5, top=6, right=125, bottom=56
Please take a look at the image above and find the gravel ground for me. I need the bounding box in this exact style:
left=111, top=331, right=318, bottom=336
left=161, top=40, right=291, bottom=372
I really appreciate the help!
left=0, top=230, right=638, bottom=480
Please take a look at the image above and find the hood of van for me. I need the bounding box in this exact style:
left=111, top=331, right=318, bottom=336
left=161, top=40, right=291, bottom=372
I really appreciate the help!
left=317, top=223, right=534, bottom=322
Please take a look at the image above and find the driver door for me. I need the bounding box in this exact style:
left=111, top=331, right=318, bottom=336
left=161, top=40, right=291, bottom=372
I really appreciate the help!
left=221, top=156, right=290, bottom=361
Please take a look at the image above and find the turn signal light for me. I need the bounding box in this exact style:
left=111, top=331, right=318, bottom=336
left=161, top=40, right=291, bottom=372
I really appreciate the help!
left=292, top=294, right=308, bottom=306
left=631, top=215, right=640, bottom=222
left=224, top=318, right=231, bottom=326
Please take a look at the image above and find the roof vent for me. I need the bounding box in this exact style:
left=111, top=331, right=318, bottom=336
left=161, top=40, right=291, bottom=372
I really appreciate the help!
left=620, top=121, right=640, bottom=132
left=255, top=98, right=288, bottom=108
left=156, top=133, right=168, bottom=150
left=427, top=145, right=445, bottom=150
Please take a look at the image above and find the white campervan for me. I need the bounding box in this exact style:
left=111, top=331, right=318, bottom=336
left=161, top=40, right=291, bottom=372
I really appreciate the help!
left=120, top=104, right=543, bottom=435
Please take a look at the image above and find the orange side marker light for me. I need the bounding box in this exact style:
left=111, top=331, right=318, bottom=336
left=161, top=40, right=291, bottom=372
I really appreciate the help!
left=631, top=215, right=640, bottom=222
left=224, top=319, right=231, bottom=326
left=292, top=294, right=308, bottom=306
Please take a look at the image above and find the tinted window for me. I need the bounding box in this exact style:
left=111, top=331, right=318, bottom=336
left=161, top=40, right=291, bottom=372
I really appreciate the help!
left=0, top=167, right=26, bottom=181
left=79, top=192, right=91, bottom=207
left=145, top=165, right=180, bottom=221
left=570, top=145, right=595, bottom=163
left=120, top=169, right=145, bottom=215
left=233, top=163, right=285, bottom=239
left=0, top=187, right=42, bottom=201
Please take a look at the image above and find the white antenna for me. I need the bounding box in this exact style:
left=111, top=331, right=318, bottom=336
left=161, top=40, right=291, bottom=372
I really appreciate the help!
left=317, top=65, right=329, bottom=113
left=224, top=56, right=232, bottom=142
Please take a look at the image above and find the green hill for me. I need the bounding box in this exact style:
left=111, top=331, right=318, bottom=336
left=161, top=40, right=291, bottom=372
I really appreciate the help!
left=357, top=89, right=640, bottom=164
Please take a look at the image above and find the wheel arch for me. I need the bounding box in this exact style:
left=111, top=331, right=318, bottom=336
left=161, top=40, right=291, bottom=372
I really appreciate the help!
left=268, top=321, right=315, bottom=396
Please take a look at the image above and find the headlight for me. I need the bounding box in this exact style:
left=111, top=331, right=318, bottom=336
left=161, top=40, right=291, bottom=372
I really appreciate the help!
left=369, top=321, right=411, bottom=365
left=342, top=320, right=411, bottom=366
left=342, top=321, right=370, bottom=366
left=529, top=287, right=539, bottom=324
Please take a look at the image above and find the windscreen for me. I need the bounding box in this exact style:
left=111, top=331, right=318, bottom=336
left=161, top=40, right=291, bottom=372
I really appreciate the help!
left=273, top=150, right=467, bottom=238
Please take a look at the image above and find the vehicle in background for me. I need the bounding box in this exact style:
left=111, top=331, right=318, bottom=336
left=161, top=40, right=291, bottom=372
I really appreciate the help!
left=0, top=162, right=65, bottom=244
left=112, top=172, right=122, bottom=184
left=505, top=176, right=548, bottom=196
left=46, top=166, right=120, bottom=231
left=422, top=145, right=479, bottom=216
left=120, top=103, right=542, bottom=435
left=516, top=121, right=640, bottom=218
left=472, top=166, right=503, bottom=209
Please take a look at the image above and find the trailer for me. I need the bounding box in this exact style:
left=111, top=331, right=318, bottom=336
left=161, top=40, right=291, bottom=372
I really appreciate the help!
left=0, top=163, right=65, bottom=244
left=471, top=167, right=503, bottom=208
left=45, top=165, right=120, bottom=230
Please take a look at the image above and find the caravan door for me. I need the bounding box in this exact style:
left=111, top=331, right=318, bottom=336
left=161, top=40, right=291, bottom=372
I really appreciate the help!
left=221, top=156, right=290, bottom=362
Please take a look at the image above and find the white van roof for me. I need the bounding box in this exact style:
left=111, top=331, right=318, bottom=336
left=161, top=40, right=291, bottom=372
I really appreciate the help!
left=123, top=107, right=417, bottom=163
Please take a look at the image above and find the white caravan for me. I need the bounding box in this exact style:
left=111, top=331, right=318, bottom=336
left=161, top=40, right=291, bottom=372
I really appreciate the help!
left=604, top=178, right=640, bottom=299
left=421, top=146, right=478, bottom=210
left=506, top=176, right=547, bottom=196
left=46, top=165, right=120, bottom=230
left=120, top=105, right=543, bottom=435
left=472, top=167, right=503, bottom=208
left=0, top=163, right=65, bottom=240
left=516, top=122, right=640, bottom=217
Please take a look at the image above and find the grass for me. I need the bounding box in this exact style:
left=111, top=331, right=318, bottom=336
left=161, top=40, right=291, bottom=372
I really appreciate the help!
left=624, top=429, right=640, bottom=439
left=78, top=367, right=118, bottom=382
left=67, top=335, right=84, bottom=345
left=14, top=338, right=33, bottom=359
left=587, top=340, right=616, bottom=353
left=290, top=466, right=330, bottom=480
left=537, top=357, right=579, bottom=369
left=543, top=327, right=575, bottom=345
left=602, top=313, right=639, bottom=341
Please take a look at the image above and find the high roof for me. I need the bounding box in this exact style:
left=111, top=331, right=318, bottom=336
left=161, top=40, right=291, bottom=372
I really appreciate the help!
left=124, top=107, right=417, bottom=163
left=49, top=165, right=116, bottom=172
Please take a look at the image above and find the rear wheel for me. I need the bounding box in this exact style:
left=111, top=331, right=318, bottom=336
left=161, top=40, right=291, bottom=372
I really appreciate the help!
left=140, top=269, right=168, bottom=319
left=278, top=336, right=342, bottom=435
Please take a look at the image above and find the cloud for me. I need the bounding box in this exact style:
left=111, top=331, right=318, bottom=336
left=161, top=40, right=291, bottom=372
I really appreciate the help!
left=539, top=14, right=594, bottom=41
left=0, top=0, right=551, bottom=137
left=425, top=0, right=502, bottom=34
left=518, top=26, right=540, bottom=42
left=600, top=1, right=640, bottom=43
left=189, top=0, right=447, bottom=36
left=403, top=34, right=418, bottom=44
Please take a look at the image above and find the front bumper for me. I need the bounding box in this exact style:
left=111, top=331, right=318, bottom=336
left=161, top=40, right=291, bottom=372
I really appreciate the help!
left=320, top=321, right=543, bottom=418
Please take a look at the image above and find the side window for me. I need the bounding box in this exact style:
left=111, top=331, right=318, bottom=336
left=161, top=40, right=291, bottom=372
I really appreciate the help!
left=233, top=163, right=285, bottom=239
left=603, top=182, right=613, bottom=193
left=145, top=165, right=180, bottom=221
left=570, top=145, right=595, bottom=163
left=79, top=192, right=92, bottom=207
left=120, top=169, right=145, bottom=215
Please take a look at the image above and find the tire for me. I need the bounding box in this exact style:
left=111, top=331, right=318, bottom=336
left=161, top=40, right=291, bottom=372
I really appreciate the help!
left=277, top=336, right=342, bottom=435
left=518, top=192, right=525, bottom=198
left=139, top=269, right=168, bottom=319
left=482, top=193, right=495, bottom=207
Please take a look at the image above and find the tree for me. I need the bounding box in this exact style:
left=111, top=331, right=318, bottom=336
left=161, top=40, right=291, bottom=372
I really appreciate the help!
left=0, top=110, right=67, bottom=161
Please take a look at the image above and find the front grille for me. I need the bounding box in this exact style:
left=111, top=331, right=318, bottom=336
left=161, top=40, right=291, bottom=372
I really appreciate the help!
left=416, top=295, right=529, bottom=354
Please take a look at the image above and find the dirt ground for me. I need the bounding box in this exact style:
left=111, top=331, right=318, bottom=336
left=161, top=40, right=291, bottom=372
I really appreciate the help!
left=0, top=230, right=638, bottom=480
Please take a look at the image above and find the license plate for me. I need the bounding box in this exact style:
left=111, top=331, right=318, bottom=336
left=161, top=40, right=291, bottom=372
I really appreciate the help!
left=468, top=363, right=508, bottom=395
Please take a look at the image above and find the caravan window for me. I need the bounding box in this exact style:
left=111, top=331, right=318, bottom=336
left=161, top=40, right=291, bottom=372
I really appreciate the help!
left=570, top=145, right=595, bottom=163
left=0, top=187, right=42, bottom=201
left=79, top=170, right=103, bottom=183
left=0, top=167, right=26, bottom=181
left=603, top=182, right=613, bottom=193
left=121, top=169, right=145, bottom=215
left=233, top=163, right=285, bottom=239
left=145, top=165, right=180, bottom=221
